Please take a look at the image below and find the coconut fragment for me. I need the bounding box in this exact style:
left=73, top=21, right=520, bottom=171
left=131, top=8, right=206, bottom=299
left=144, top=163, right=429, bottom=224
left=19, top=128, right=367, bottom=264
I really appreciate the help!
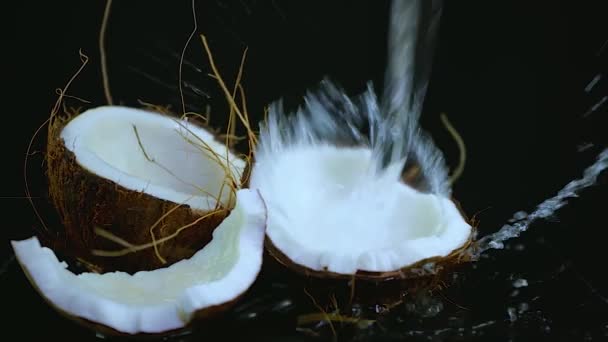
left=12, top=189, right=266, bottom=335
left=47, top=106, right=247, bottom=272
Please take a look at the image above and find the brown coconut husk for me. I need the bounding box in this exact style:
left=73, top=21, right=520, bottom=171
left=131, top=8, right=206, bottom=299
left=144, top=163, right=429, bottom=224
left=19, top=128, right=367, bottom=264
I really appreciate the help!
left=45, top=111, right=232, bottom=274
left=35, top=6, right=256, bottom=273
left=265, top=221, right=475, bottom=312
left=264, top=142, right=475, bottom=311
left=36, top=38, right=253, bottom=275
left=265, top=227, right=475, bottom=282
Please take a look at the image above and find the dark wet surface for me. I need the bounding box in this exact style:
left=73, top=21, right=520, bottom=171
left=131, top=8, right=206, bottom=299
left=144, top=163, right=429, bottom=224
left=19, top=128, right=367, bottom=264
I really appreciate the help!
left=3, top=1, right=607, bottom=341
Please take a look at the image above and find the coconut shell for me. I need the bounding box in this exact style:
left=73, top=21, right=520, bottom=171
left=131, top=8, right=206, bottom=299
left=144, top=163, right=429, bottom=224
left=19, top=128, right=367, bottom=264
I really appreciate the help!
left=45, top=113, right=230, bottom=274
left=67, top=295, right=246, bottom=338
left=265, top=198, right=475, bottom=281
left=265, top=239, right=474, bottom=311
left=263, top=200, right=477, bottom=309
left=266, top=233, right=474, bottom=282
left=19, top=261, right=245, bottom=338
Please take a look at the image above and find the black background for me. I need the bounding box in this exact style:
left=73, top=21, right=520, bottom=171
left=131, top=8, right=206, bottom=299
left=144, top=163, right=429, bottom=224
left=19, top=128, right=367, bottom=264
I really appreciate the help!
left=2, top=1, right=607, bottom=341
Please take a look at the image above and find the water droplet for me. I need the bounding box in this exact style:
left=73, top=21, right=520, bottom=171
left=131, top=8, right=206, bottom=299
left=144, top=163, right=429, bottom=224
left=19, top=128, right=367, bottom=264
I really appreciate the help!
left=272, top=299, right=293, bottom=313
left=472, top=320, right=496, bottom=330
left=488, top=241, right=504, bottom=249
left=507, top=307, right=517, bottom=322
left=578, top=142, right=594, bottom=152
left=513, top=211, right=528, bottom=221
left=512, top=279, right=528, bottom=288
left=476, top=149, right=608, bottom=255
left=584, top=73, right=602, bottom=92
left=374, top=304, right=388, bottom=314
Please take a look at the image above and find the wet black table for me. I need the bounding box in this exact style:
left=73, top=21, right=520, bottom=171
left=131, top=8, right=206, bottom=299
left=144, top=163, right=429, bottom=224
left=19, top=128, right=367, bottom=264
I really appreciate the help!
left=3, top=1, right=606, bottom=341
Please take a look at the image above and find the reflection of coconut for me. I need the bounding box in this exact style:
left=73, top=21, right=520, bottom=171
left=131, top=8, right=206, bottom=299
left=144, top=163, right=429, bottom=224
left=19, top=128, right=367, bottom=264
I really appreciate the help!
left=46, top=106, right=245, bottom=272
left=12, top=105, right=267, bottom=334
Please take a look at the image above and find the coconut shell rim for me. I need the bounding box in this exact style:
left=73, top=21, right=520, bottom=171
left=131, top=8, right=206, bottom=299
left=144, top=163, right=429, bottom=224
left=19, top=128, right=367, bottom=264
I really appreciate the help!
left=53, top=105, right=250, bottom=194
left=15, top=249, right=249, bottom=337
left=264, top=197, right=478, bottom=282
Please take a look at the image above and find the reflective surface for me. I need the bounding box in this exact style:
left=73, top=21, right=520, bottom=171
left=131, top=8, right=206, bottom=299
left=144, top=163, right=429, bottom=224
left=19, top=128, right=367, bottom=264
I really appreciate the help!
left=3, top=1, right=606, bottom=340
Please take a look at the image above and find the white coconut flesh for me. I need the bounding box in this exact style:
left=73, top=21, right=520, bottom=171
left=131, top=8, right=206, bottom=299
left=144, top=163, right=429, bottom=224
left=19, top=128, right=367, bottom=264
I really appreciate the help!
left=250, top=144, right=472, bottom=275
left=60, top=106, right=245, bottom=210
left=11, top=189, right=266, bottom=334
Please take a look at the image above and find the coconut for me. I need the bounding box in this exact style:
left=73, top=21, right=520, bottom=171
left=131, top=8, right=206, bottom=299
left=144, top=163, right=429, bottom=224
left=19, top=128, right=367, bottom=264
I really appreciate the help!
left=13, top=104, right=268, bottom=334
left=12, top=188, right=266, bottom=335
left=46, top=105, right=245, bottom=273
left=250, top=81, right=474, bottom=288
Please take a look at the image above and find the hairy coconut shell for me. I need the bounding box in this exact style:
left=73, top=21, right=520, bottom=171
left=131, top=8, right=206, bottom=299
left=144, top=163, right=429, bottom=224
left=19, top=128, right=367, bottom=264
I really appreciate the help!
left=264, top=200, right=476, bottom=308
left=45, top=113, right=231, bottom=274
left=266, top=232, right=475, bottom=282
left=265, top=197, right=475, bottom=282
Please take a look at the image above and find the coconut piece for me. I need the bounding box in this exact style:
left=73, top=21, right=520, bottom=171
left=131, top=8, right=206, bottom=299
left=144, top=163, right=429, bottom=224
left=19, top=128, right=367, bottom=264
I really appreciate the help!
left=46, top=106, right=245, bottom=272
left=12, top=189, right=266, bottom=335
left=253, top=145, right=472, bottom=278
left=250, top=81, right=473, bottom=281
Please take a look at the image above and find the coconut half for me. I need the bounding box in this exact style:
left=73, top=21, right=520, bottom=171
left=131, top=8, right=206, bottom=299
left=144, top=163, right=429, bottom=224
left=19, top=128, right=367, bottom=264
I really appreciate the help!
left=60, top=105, right=243, bottom=211
left=46, top=105, right=246, bottom=272
left=250, top=81, right=473, bottom=280
left=12, top=188, right=266, bottom=334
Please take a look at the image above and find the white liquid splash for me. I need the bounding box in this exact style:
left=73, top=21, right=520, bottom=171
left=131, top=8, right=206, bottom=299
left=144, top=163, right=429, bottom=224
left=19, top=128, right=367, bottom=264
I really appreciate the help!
left=475, top=148, right=608, bottom=255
